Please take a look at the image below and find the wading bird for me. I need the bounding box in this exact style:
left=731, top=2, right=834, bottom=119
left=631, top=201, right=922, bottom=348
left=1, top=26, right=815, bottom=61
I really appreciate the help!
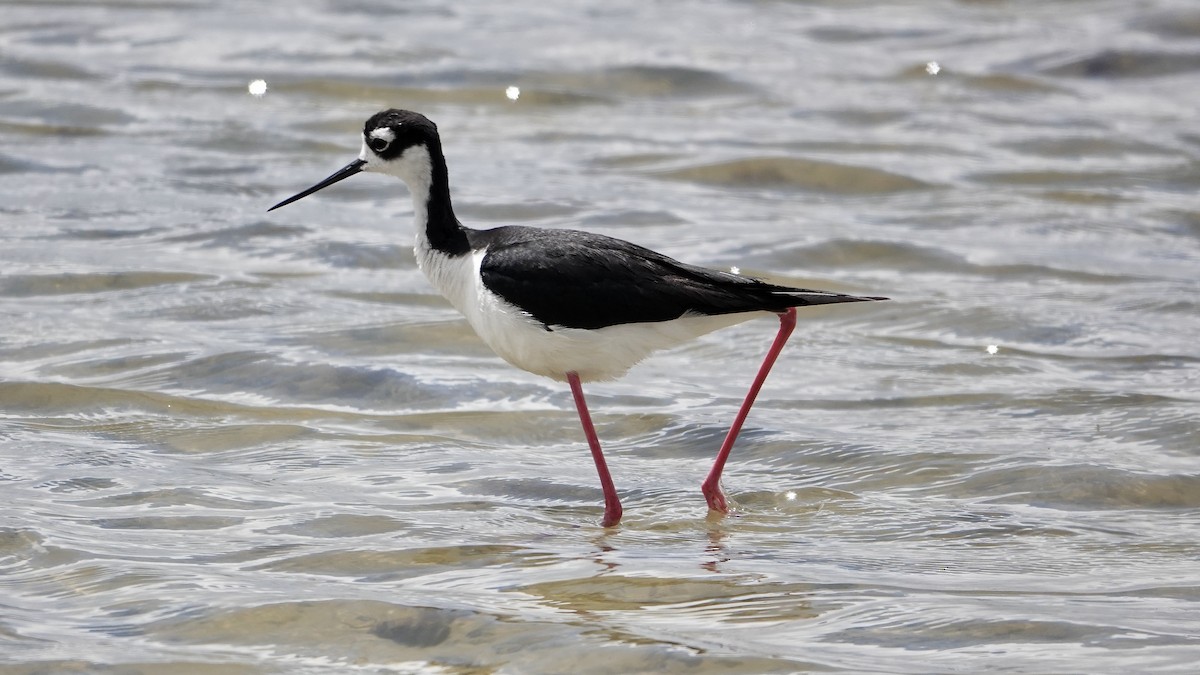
left=270, top=109, right=885, bottom=526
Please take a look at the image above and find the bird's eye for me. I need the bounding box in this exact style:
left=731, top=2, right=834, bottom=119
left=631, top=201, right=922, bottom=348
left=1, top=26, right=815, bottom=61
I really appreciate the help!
left=369, top=137, right=389, bottom=152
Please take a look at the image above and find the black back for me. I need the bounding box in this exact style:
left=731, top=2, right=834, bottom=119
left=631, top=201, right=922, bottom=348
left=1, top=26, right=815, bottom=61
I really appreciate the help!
left=471, top=226, right=879, bottom=330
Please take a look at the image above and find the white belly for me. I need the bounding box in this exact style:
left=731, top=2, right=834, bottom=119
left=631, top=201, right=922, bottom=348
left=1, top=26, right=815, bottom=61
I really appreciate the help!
left=415, top=246, right=762, bottom=382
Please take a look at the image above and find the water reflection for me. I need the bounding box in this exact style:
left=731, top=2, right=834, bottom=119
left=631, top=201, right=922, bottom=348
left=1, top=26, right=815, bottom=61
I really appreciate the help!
left=701, top=522, right=732, bottom=574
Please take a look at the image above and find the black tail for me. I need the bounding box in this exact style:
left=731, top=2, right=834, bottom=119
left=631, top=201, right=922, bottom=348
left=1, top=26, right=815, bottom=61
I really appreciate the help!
left=770, top=287, right=888, bottom=308
left=674, top=261, right=888, bottom=316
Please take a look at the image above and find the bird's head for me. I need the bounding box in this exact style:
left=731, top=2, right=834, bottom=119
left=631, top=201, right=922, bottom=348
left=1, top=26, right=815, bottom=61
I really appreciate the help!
left=268, top=108, right=440, bottom=212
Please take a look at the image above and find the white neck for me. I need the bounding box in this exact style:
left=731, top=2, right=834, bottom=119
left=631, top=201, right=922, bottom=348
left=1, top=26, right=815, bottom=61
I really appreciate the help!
left=359, top=141, right=436, bottom=251
left=408, top=177, right=432, bottom=253
left=395, top=146, right=434, bottom=248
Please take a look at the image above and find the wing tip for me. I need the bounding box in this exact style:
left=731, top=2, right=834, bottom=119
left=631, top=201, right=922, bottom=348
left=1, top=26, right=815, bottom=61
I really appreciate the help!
left=779, top=290, right=890, bottom=306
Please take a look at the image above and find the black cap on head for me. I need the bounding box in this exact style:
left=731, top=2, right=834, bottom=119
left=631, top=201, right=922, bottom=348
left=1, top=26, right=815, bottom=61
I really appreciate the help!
left=362, top=109, right=440, bottom=161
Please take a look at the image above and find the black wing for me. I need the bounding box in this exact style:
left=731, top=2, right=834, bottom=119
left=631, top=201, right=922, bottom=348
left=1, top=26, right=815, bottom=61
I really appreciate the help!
left=471, top=226, right=884, bottom=330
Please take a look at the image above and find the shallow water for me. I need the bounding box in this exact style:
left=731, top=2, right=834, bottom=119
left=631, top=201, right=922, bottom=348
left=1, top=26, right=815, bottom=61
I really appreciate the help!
left=2, top=0, right=1199, bottom=672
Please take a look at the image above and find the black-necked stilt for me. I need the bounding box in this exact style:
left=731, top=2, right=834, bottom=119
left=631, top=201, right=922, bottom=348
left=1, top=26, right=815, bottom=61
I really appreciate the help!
left=269, top=109, right=885, bottom=527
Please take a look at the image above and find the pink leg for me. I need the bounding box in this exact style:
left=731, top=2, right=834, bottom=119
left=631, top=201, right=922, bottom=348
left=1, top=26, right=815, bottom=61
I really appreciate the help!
left=701, top=307, right=798, bottom=513
left=567, top=371, right=623, bottom=527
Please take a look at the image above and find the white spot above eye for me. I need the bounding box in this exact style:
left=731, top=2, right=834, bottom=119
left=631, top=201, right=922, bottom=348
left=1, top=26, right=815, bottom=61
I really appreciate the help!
left=370, top=127, right=396, bottom=143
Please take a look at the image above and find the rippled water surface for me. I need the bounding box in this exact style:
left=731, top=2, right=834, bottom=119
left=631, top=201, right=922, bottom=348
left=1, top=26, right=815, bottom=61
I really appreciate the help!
left=3, top=0, right=1199, bottom=672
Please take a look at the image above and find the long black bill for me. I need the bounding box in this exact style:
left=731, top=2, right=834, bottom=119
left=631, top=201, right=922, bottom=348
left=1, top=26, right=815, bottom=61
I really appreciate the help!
left=267, top=158, right=367, bottom=212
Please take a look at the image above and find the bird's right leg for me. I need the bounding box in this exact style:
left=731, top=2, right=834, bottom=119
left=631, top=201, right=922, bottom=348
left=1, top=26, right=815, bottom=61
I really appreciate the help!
left=701, top=307, right=798, bottom=513
left=567, top=371, right=623, bottom=527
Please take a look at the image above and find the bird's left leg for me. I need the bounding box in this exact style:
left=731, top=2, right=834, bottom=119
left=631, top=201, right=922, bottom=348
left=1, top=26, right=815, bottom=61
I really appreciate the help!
left=701, top=307, right=797, bottom=513
left=567, top=371, right=623, bottom=527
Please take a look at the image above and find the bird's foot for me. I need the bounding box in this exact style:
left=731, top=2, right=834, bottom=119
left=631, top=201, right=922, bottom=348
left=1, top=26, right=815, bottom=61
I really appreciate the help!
left=600, top=503, right=623, bottom=528
left=701, top=481, right=728, bottom=514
